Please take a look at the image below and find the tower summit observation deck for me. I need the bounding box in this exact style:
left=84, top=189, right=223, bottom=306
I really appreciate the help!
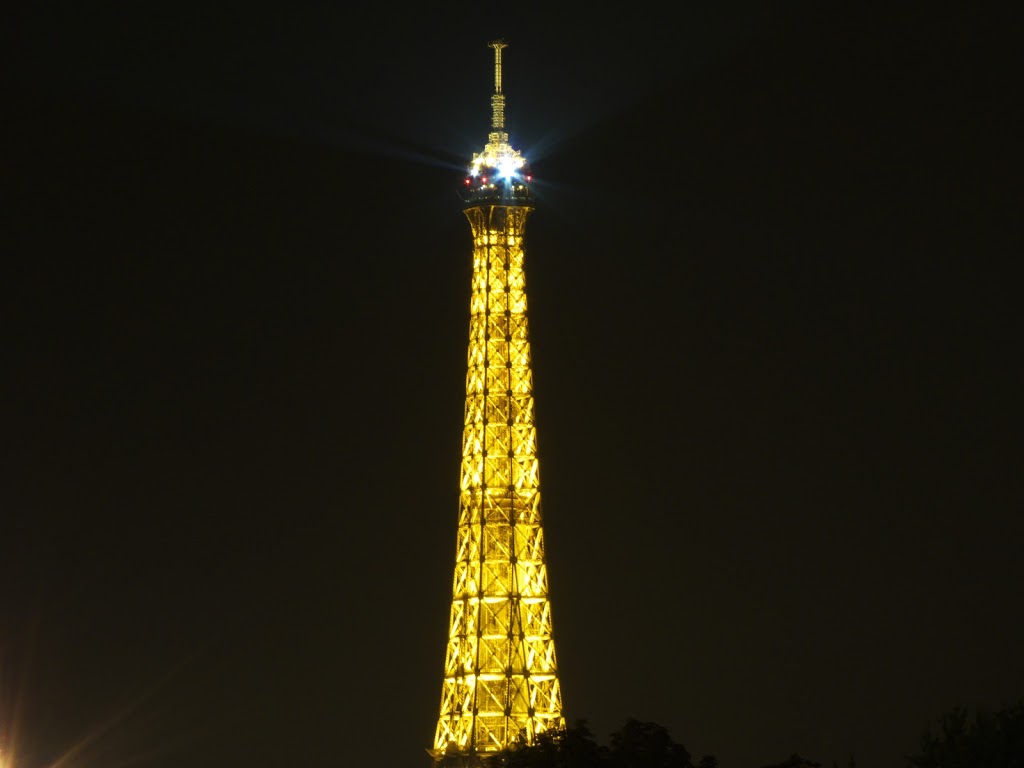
left=430, top=40, right=565, bottom=767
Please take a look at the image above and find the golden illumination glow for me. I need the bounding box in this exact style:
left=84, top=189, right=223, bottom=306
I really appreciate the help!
left=432, top=41, right=564, bottom=763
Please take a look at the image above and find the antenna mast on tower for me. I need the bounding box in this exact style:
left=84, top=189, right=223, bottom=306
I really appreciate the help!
left=463, top=39, right=530, bottom=204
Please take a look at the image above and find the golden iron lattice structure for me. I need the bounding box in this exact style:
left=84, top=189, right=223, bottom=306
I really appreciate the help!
left=430, top=40, right=565, bottom=766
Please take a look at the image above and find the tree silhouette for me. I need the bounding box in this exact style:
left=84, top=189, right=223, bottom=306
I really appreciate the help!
left=493, top=719, right=715, bottom=768
left=759, top=755, right=822, bottom=768
left=498, top=721, right=605, bottom=768
left=907, top=700, right=1024, bottom=768
left=608, top=719, right=693, bottom=768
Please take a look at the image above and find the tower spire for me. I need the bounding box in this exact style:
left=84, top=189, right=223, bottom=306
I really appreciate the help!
left=462, top=40, right=530, bottom=205
left=490, top=39, right=506, bottom=132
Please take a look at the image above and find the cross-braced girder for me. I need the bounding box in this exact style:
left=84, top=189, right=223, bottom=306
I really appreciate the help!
left=432, top=202, right=564, bottom=762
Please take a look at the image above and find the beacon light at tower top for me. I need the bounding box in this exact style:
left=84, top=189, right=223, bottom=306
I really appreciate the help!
left=468, top=141, right=529, bottom=182
left=462, top=39, right=533, bottom=204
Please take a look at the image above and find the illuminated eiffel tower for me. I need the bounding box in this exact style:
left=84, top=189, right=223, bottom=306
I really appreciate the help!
left=430, top=40, right=565, bottom=766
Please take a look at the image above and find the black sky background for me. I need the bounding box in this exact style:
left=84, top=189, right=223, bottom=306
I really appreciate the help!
left=3, top=4, right=1022, bottom=768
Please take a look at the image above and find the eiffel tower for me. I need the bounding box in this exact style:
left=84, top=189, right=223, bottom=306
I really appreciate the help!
left=429, top=39, right=565, bottom=767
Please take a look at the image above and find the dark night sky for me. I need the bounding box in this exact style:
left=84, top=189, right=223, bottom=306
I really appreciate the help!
left=2, top=4, right=1021, bottom=768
